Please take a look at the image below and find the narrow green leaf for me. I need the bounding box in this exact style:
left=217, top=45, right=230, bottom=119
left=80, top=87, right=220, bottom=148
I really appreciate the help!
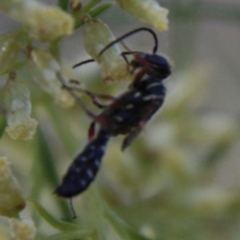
left=0, top=116, right=6, bottom=139
left=0, top=60, right=27, bottom=76
left=88, top=3, right=115, bottom=18
left=105, top=206, right=151, bottom=240
left=80, top=0, right=101, bottom=13
left=34, top=127, right=72, bottom=219
left=28, top=200, right=79, bottom=231
left=44, top=229, right=95, bottom=240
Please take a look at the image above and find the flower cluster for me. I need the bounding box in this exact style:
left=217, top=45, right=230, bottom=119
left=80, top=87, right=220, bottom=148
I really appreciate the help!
left=116, top=0, right=169, bottom=31
left=0, top=0, right=74, bottom=41
left=9, top=218, right=36, bottom=240
left=0, top=157, right=25, bottom=217
left=0, top=157, right=36, bottom=240
left=28, top=49, right=74, bottom=107
left=0, top=0, right=169, bottom=141
left=2, top=77, right=38, bottom=140
left=83, top=18, right=133, bottom=83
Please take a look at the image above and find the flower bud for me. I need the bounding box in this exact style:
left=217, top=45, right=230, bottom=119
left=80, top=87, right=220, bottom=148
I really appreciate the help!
left=116, top=0, right=169, bottom=31
left=29, top=49, right=74, bottom=107
left=9, top=218, right=36, bottom=240
left=3, top=79, right=38, bottom=140
left=83, top=18, right=133, bottom=83
left=0, top=0, right=74, bottom=41
left=0, top=157, right=25, bottom=218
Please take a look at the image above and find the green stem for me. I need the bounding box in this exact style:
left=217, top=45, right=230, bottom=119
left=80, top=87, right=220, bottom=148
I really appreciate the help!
left=104, top=206, right=151, bottom=240
left=49, top=39, right=61, bottom=62
left=28, top=200, right=79, bottom=231
left=0, top=60, right=27, bottom=76
left=0, top=116, right=6, bottom=139
left=45, top=229, right=95, bottom=240
left=72, top=0, right=100, bottom=19
left=33, top=127, right=72, bottom=220
left=79, top=0, right=101, bottom=14
left=74, top=3, right=114, bottom=29
left=88, top=3, right=115, bottom=19
left=36, top=127, right=59, bottom=187
left=82, top=187, right=106, bottom=240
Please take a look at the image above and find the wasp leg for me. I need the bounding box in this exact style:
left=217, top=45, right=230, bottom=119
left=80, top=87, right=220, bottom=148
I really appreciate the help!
left=56, top=72, right=113, bottom=127
left=88, top=121, right=96, bottom=140
left=65, top=82, right=115, bottom=109
left=121, top=127, right=141, bottom=151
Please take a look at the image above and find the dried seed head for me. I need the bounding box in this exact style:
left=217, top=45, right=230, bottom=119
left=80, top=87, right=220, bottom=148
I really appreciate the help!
left=0, top=157, right=26, bottom=218
left=116, top=0, right=169, bottom=31
left=83, top=18, right=133, bottom=83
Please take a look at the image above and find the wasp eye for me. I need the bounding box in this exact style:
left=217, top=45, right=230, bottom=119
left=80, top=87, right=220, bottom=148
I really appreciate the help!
left=145, top=54, right=171, bottom=79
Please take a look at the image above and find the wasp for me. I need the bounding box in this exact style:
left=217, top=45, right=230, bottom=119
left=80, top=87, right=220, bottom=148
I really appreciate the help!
left=55, top=28, right=172, bottom=198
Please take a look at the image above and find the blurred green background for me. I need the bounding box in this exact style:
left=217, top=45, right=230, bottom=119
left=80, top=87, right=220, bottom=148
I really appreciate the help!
left=0, top=0, right=240, bottom=239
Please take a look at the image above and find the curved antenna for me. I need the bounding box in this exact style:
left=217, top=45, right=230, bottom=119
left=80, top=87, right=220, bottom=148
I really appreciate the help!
left=73, top=58, right=95, bottom=69
left=98, top=27, right=159, bottom=57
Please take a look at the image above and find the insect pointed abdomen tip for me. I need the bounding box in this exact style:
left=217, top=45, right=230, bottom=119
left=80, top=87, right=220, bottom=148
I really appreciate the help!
left=54, top=185, right=75, bottom=198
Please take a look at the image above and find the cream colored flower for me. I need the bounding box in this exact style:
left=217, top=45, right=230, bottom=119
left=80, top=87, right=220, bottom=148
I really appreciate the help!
left=0, top=0, right=74, bottom=41
left=6, top=118, right=38, bottom=141
left=9, top=218, right=36, bottom=240
left=0, top=157, right=25, bottom=218
left=29, top=49, right=74, bottom=107
left=116, top=0, right=169, bottom=31
left=83, top=18, right=133, bottom=83
left=3, top=80, right=38, bottom=140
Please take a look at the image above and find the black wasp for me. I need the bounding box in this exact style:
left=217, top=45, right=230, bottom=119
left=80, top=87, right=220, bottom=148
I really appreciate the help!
left=55, top=27, right=172, bottom=198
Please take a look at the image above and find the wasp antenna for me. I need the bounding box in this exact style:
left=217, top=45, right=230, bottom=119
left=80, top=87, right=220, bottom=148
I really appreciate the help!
left=98, top=27, right=159, bottom=56
left=73, top=58, right=95, bottom=69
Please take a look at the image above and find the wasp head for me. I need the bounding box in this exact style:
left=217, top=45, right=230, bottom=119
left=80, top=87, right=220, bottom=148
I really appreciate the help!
left=131, top=53, right=171, bottom=80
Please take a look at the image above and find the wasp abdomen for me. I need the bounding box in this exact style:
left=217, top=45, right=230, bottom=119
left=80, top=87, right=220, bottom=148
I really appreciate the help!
left=55, top=128, right=110, bottom=198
